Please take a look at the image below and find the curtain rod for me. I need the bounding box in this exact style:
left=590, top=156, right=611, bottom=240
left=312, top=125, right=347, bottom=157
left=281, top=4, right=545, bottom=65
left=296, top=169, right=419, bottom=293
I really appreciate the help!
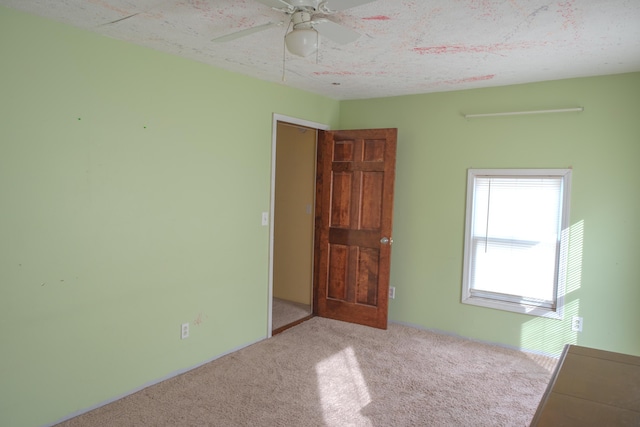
left=463, top=107, right=584, bottom=119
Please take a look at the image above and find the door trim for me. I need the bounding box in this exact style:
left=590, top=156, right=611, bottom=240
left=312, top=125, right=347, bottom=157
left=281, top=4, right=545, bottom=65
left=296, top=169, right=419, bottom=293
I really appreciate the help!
left=267, top=113, right=329, bottom=338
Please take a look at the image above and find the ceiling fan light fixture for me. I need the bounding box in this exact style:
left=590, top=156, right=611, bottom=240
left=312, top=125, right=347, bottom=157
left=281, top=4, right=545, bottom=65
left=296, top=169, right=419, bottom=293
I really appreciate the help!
left=285, top=29, right=318, bottom=57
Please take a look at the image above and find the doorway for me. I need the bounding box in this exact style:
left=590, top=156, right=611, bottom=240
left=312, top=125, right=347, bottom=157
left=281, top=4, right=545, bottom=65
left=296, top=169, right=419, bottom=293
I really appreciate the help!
left=268, top=115, right=329, bottom=336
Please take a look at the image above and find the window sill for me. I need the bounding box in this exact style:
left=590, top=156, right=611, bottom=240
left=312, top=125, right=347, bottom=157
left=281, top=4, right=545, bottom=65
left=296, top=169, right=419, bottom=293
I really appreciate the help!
left=462, top=295, right=563, bottom=319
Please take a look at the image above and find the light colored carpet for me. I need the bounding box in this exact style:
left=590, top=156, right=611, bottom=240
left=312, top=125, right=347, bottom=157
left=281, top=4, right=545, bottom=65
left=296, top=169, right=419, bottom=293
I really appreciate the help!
left=272, top=297, right=312, bottom=330
left=56, top=317, right=556, bottom=427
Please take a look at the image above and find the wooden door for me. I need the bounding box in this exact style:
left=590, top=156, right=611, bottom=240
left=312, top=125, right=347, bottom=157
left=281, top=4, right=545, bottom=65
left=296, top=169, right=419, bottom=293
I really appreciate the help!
left=314, top=128, right=397, bottom=329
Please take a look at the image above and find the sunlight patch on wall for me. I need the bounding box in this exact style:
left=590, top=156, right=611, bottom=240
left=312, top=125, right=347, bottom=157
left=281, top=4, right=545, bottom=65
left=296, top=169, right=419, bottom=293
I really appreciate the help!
left=565, top=220, right=584, bottom=295
left=521, top=299, right=581, bottom=357
left=520, top=220, right=584, bottom=356
left=316, top=346, right=372, bottom=426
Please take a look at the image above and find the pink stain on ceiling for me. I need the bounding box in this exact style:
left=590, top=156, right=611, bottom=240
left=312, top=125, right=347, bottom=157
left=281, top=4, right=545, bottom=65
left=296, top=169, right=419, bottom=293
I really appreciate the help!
left=88, top=0, right=129, bottom=15
left=558, top=0, right=578, bottom=28
left=444, top=74, right=496, bottom=85
left=422, top=74, right=496, bottom=90
left=413, top=41, right=549, bottom=56
left=313, top=70, right=389, bottom=77
left=313, top=71, right=356, bottom=76
left=463, top=0, right=501, bottom=20
left=362, top=15, right=391, bottom=20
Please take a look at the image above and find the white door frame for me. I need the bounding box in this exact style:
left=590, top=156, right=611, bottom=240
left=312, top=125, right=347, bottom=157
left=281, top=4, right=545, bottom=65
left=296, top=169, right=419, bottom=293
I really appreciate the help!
left=267, top=113, right=330, bottom=337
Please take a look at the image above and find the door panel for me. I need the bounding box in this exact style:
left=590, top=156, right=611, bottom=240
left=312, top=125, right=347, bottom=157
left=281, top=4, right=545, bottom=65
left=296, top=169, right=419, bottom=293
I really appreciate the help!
left=314, top=128, right=397, bottom=329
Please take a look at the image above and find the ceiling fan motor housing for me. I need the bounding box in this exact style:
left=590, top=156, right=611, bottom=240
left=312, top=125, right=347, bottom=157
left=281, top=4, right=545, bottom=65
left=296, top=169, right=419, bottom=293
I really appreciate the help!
left=291, top=11, right=313, bottom=28
left=287, top=0, right=321, bottom=9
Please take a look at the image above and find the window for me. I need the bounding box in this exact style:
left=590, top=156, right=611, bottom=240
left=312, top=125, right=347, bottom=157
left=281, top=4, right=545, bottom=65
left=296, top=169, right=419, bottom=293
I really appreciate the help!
left=461, top=169, right=572, bottom=318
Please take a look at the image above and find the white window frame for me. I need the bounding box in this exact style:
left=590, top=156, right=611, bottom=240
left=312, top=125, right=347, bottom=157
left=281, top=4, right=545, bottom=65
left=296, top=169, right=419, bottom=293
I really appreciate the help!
left=461, top=168, right=572, bottom=319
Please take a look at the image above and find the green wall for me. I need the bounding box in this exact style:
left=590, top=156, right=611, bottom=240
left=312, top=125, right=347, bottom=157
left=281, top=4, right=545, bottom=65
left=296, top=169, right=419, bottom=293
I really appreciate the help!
left=340, top=72, right=640, bottom=359
left=0, top=7, right=339, bottom=427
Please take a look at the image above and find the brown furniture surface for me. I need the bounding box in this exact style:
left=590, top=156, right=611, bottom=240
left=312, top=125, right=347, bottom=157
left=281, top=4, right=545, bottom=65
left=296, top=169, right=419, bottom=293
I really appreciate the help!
left=531, top=344, right=640, bottom=426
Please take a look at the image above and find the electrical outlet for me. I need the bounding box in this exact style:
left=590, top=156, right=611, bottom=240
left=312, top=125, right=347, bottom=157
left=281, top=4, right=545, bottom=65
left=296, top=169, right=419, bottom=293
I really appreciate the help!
left=181, top=323, right=189, bottom=339
left=389, top=286, right=396, bottom=299
left=571, top=316, right=583, bottom=332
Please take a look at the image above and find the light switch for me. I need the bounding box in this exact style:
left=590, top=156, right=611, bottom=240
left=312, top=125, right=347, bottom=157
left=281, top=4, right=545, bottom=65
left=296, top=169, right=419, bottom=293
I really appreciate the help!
left=261, top=212, right=269, bottom=226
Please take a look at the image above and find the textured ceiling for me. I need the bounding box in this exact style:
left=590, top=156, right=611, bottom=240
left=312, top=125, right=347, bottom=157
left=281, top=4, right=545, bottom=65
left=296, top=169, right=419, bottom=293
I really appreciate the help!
left=2, top=0, right=640, bottom=100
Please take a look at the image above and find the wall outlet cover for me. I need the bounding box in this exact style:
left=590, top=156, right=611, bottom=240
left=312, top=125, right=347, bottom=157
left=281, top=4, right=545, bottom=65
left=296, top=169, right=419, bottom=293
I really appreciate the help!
left=571, top=316, right=583, bottom=332
left=181, top=323, right=189, bottom=339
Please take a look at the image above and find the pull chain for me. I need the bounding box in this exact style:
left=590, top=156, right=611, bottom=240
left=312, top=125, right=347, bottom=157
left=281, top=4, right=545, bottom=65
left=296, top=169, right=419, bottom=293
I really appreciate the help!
left=485, top=179, right=491, bottom=253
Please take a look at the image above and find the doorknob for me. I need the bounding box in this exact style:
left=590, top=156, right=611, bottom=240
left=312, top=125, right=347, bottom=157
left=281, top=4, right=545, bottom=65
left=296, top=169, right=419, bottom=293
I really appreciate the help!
left=380, top=237, right=393, bottom=245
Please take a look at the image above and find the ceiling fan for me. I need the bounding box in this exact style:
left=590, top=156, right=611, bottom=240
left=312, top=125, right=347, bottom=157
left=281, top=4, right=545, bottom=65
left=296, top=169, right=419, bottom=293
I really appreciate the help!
left=212, top=0, right=376, bottom=57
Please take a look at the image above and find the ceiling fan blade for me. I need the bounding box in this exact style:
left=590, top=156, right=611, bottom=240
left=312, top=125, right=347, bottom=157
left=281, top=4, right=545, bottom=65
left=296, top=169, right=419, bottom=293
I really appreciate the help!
left=254, top=0, right=293, bottom=10
left=212, top=21, right=283, bottom=42
left=319, top=0, right=376, bottom=12
left=312, top=19, right=360, bottom=45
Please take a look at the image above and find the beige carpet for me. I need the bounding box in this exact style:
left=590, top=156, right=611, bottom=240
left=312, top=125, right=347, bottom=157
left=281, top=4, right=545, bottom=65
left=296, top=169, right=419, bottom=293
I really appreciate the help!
left=272, top=297, right=312, bottom=331
left=57, top=317, right=556, bottom=427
